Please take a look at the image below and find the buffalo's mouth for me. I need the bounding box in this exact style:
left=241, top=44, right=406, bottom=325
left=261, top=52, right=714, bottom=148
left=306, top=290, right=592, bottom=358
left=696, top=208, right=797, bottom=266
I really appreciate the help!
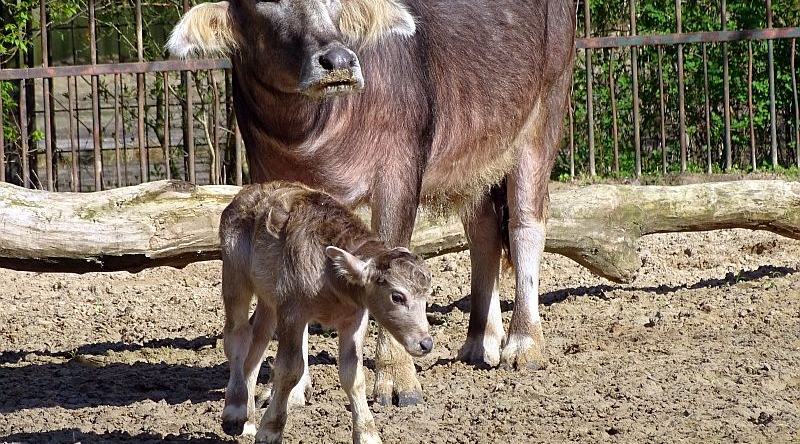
left=302, top=69, right=364, bottom=99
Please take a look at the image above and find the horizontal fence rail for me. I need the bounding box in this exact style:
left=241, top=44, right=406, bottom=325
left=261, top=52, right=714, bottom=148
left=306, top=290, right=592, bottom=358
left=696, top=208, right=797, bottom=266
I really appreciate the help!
left=1, top=0, right=799, bottom=191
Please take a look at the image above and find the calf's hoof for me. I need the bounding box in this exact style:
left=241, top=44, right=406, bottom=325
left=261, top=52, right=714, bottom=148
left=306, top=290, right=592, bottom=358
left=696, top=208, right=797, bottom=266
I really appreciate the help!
left=373, top=363, right=423, bottom=407
left=500, top=333, right=547, bottom=371
left=355, top=431, right=383, bottom=444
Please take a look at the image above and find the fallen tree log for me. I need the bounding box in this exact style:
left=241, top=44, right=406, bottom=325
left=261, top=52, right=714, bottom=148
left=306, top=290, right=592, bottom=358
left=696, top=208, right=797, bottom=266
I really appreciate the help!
left=1, top=179, right=799, bottom=282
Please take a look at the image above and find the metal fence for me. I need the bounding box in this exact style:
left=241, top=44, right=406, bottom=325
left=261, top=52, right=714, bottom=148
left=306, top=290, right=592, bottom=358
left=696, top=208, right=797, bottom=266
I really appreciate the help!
left=569, top=0, right=800, bottom=178
left=1, top=1, right=799, bottom=192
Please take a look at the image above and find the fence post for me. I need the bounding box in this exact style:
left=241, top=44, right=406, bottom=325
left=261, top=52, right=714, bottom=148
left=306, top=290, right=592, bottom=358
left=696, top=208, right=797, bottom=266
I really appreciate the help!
left=721, top=0, right=732, bottom=172
left=584, top=0, right=596, bottom=177
left=676, top=0, right=687, bottom=173
left=766, top=0, right=777, bottom=168
left=89, top=0, right=103, bottom=190
left=630, top=0, right=641, bottom=178
left=136, top=0, right=149, bottom=183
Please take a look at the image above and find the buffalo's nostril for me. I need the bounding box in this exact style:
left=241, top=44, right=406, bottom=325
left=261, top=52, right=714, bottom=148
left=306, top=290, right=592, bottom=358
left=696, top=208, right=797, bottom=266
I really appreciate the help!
left=419, top=337, right=434, bottom=354
left=318, top=46, right=357, bottom=71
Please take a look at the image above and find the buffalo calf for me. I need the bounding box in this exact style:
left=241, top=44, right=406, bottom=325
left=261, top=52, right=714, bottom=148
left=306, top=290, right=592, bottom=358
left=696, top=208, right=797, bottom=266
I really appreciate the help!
left=219, top=181, right=433, bottom=444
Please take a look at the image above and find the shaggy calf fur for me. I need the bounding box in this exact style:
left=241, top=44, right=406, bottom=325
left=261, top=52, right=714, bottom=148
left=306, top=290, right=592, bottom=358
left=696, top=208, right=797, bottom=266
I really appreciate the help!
left=219, top=182, right=433, bottom=444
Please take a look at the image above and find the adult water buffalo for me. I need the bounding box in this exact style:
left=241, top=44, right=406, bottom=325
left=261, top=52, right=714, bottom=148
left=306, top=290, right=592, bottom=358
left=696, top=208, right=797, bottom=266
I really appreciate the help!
left=169, top=0, right=575, bottom=412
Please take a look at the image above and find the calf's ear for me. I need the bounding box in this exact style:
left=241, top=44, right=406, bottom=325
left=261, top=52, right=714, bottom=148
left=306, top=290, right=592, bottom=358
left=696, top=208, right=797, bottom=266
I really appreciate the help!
left=340, top=0, right=416, bottom=45
left=167, top=1, right=237, bottom=58
left=326, top=246, right=372, bottom=286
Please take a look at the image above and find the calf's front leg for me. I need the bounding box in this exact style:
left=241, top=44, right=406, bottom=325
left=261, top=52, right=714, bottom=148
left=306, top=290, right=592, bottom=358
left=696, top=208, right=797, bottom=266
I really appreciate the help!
left=339, top=311, right=382, bottom=444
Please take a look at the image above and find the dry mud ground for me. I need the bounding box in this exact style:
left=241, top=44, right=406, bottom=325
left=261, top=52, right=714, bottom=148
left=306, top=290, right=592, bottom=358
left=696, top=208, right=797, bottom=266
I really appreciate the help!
left=1, top=229, right=799, bottom=444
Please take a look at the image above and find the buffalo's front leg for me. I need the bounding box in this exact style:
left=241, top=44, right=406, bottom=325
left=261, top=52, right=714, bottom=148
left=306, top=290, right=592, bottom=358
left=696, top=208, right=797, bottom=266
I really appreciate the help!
left=370, top=180, right=423, bottom=406
left=457, top=192, right=504, bottom=367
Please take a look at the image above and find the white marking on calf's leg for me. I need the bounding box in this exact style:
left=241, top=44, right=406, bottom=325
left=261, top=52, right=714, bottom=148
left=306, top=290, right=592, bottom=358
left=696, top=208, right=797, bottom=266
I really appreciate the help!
left=287, top=325, right=311, bottom=408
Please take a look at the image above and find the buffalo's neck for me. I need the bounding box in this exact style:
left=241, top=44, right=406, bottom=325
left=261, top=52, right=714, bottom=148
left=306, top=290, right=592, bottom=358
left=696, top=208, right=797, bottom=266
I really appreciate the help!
left=232, top=69, right=331, bottom=147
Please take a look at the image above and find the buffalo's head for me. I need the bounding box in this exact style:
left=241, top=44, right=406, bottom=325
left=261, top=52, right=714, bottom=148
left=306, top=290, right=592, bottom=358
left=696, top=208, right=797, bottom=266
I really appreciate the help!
left=167, top=0, right=416, bottom=99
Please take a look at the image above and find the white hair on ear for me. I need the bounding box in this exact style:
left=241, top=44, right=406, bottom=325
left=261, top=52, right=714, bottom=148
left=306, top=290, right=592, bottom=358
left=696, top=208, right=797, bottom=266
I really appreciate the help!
left=340, top=0, right=417, bottom=45
left=325, top=246, right=373, bottom=286
left=166, top=1, right=238, bottom=58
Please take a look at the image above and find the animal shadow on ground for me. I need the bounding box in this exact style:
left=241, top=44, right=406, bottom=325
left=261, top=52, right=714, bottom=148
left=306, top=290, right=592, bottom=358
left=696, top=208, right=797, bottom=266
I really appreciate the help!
left=425, top=264, right=798, bottom=370
left=0, top=332, right=344, bottom=414
left=0, top=429, right=222, bottom=444
left=428, top=264, right=798, bottom=315
left=0, top=336, right=220, bottom=366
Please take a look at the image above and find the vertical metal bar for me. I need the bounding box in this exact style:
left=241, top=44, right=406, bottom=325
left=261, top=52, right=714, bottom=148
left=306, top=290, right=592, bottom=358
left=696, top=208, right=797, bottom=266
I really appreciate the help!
left=748, top=42, right=757, bottom=171
left=630, top=0, right=641, bottom=178
left=703, top=44, right=712, bottom=174
left=658, top=46, right=667, bottom=175
left=136, top=0, right=148, bottom=183
left=584, top=0, right=595, bottom=177
left=792, top=39, right=800, bottom=168
left=186, top=72, right=196, bottom=183
left=676, top=0, right=686, bottom=173
left=766, top=0, right=777, bottom=167
left=121, top=74, right=129, bottom=186
left=20, top=79, right=30, bottom=187
left=39, top=1, right=53, bottom=190
left=568, top=97, right=575, bottom=180
left=0, top=80, right=4, bottom=183
left=182, top=0, right=194, bottom=183
left=115, top=73, right=123, bottom=187
left=235, top=121, right=243, bottom=186
left=163, top=72, right=171, bottom=180
left=722, top=0, right=732, bottom=171
left=68, top=79, right=78, bottom=191
left=609, top=50, right=619, bottom=177
left=89, top=0, right=102, bottom=190
left=211, top=70, right=220, bottom=185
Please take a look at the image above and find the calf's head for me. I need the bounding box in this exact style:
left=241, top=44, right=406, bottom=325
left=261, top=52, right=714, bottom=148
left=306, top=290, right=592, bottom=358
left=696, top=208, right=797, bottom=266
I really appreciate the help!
left=326, top=246, right=433, bottom=357
left=167, top=0, right=416, bottom=99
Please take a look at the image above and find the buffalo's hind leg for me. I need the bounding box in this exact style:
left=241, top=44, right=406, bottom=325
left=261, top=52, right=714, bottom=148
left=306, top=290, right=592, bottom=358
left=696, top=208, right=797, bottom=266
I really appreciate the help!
left=501, top=71, right=571, bottom=371
left=456, top=194, right=504, bottom=367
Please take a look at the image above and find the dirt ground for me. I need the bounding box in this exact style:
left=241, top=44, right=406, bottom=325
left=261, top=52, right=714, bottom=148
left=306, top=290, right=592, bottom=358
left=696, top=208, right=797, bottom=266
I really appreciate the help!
left=1, top=225, right=799, bottom=443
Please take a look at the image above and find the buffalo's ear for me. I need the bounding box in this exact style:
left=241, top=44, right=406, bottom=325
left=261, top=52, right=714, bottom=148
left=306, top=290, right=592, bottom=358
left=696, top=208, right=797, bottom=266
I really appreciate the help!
left=167, top=1, right=237, bottom=58
left=325, top=246, right=373, bottom=286
left=340, top=0, right=416, bottom=45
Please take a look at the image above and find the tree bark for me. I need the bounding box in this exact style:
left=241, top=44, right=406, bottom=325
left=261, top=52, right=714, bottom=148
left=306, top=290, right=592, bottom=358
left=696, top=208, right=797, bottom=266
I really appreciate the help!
left=1, top=179, right=799, bottom=282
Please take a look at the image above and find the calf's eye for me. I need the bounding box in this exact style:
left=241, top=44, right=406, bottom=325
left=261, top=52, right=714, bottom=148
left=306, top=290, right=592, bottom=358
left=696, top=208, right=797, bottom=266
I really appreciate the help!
left=391, top=293, right=406, bottom=305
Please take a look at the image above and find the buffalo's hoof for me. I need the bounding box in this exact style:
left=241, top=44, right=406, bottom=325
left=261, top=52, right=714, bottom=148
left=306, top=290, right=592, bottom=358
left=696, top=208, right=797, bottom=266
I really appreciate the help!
left=221, top=419, right=245, bottom=437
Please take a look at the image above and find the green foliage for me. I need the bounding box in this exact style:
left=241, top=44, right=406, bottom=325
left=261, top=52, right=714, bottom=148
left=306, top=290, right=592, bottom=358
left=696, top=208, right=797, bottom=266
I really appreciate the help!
left=560, top=0, right=800, bottom=180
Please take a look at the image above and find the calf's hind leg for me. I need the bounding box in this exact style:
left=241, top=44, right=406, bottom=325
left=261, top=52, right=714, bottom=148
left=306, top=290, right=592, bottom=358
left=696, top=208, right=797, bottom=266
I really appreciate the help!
left=221, top=270, right=275, bottom=436
left=255, top=317, right=306, bottom=444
